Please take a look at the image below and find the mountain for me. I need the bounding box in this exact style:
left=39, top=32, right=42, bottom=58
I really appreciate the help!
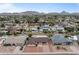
left=0, top=11, right=79, bottom=16
left=71, top=13, right=79, bottom=15
left=0, top=11, right=44, bottom=16
left=47, top=11, right=70, bottom=15
left=20, top=11, right=45, bottom=15
left=60, top=11, right=70, bottom=15
left=0, top=13, right=19, bottom=16
left=47, top=12, right=59, bottom=15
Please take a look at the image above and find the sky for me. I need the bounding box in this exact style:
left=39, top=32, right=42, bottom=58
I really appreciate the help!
left=0, top=3, right=79, bottom=13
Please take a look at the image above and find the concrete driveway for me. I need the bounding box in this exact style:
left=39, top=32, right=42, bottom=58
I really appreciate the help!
left=13, top=46, right=22, bottom=54
left=70, top=46, right=79, bottom=53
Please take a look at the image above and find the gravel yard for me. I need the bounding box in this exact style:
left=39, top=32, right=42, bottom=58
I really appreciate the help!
left=0, top=46, right=16, bottom=53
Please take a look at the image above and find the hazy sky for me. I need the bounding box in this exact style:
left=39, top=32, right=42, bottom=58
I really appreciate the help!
left=0, top=3, right=79, bottom=13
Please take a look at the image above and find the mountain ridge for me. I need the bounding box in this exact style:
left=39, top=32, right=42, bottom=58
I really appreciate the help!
left=0, top=11, right=79, bottom=16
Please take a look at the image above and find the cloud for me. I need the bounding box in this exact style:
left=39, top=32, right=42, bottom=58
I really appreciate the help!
left=0, top=4, right=12, bottom=10
left=0, top=3, right=24, bottom=13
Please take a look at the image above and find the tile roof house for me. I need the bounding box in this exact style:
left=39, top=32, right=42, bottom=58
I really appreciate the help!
left=51, top=34, right=72, bottom=45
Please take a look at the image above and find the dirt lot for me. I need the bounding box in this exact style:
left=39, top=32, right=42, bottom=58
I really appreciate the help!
left=23, top=41, right=53, bottom=53
left=0, top=46, right=16, bottom=53
left=0, top=42, right=79, bottom=54
left=53, top=45, right=73, bottom=52
left=23, top=42, right=75, bottom=53
left=69, top=45, right=79, bottom=53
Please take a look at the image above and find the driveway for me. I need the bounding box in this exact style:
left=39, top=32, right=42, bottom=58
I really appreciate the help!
left=70, top=45, right=79, bottom=53
left=13, top=46, right=22, bottom=54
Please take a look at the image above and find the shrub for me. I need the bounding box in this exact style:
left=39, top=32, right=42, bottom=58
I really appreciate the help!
left=56, top=46, right=60, bottom=50
left=28, top=33, right=32, bottom=37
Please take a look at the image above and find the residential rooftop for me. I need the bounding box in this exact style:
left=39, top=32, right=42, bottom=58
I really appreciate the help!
left=32, top=35, right=48, bottom=38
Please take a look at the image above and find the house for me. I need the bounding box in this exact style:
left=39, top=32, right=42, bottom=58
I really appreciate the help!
left=22, top=23, right=28, bottom=30
left=6, top=24, right=24, bottom=34
left=31, top=27, right=38, bottom=32
left=3, top=35, right=27, bottom=46
left=51, top=34, right=72, bottom=45
left=28, top=26, right=38, bottom=32
left=5, top=22, right=14, bottom=26
left=26, top=35, right=50, bottom=45
left=76, top=35, right=79, bottom=42
left=70, top=35, right=79, bottom=42
left=51, top=25, right=65, bottom=32
left=0, top=27, right=8, bottom=35
left=40, top=24, right=51, bottom=32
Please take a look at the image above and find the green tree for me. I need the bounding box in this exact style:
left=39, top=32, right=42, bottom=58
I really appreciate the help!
left=28, top=33, right=32, bottom=37
left=34, top=17, right=39, bottom=23
left=37, top=26, right=40, bottom=32
left=0, top=24, right=5, bottom=27
left=15, top=19, right=20, bottom=23
left=64, top=27, right=74, bottom=32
